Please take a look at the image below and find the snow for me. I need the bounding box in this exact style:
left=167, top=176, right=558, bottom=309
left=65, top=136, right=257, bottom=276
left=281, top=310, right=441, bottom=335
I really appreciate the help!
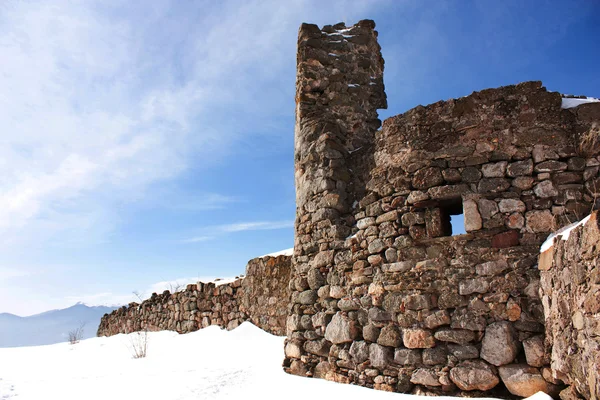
left=259, top=248, right=293, bottom=258
left=212, top=277, right=239, bottom=286
left=540, top=214, right=591, bottom=253
left=0, top=322, right=554, bottom=400
left=561, top=97, right=600, bottom=109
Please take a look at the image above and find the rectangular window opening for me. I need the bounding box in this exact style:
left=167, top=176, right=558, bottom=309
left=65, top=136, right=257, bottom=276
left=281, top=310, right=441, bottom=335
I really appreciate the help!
left=440, top=199, right=466, bottom=236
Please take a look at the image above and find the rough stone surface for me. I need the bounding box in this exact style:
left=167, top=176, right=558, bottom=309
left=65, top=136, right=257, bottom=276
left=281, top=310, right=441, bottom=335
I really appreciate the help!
left=481, top=322, right=519, bottom=366
left=499, top=364, right=553, bottom=398
left=540, top=212, right=600, bottom=400
left=285, top=18, right=600, bottom=398
left=411, top=369, right=441, bottom=387
left=522, top=335, right=548, bottom=368
left=324, top=312, right=359, bottom=344
left=98, top=254, right=292, bottom=336
left=463, top=200, right=482, bottom=232
left=450, top=360, right=500, bottom=391
left=369, top=343, right=393, bottom=369
left=403, top=328, right=435, bottom=349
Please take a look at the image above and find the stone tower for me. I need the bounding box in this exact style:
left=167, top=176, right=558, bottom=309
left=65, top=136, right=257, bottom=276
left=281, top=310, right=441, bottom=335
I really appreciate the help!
left=286, top=19, right=600, bottom=397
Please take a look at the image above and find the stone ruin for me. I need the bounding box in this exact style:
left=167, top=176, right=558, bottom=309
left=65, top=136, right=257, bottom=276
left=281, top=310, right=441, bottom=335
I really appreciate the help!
left=99, top=19, right=600, bottom=400
left=284, top=19, right=600, bottom=399
left=98, top=254, right=291, bottom=336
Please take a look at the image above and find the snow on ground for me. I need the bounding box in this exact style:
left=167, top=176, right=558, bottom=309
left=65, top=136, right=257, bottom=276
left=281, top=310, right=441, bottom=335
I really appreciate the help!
left=561, top=96, right=600, bottom=109
left=0, top=322, right=551, bottom=400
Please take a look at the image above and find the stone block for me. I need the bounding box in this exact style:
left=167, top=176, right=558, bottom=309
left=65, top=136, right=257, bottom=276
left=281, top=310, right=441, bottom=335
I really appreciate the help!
left=459, top=278, right=489, bottom=295
left=428, top=184, right=470, bottom=200
left=482, top=161, right=508, bottom=178
left=523, top=335, right=548, bottom=368
left=403, top=328, right=435, bottom=348
left=377, top=324, right=402, bottom=347
left=447, top=344, right=479, bottom=360
left=481, top=321, right=519, bottom=366
left=324, top=312, right=359, bottom=344
left=525, top=210, right=555, bottom=233
left=463, top=199, right=482, bottom=232
left=349, top=340, right=370, bottom=363
left=478, top=178, right=510, bottom=193
left=491, top=230, right=520, bottom=248
left=369, top=343, right=393, bottom=369
left=401, top=212, right=425, bottom=226
left=534, top=180, right=559, bottom=198
left=423, top=310, right=451, bottom=329
left=476, top=259, right=509, bottom=276
left=394, top=348, right=422, bottom=365
left=498, top=199, right=526, bottom=213
left=499, top=364, right=554, bottom=398
left=423, top=347, right=448, bottom=365
left=411, top=368, right=441, bottom=387
left=507, top=159, right=534, bottom=177
left=449, top=360, right=499, bottom=391
left=434, top=328, right=475, bottom=344
left=413, top=167, right=444, bottom=189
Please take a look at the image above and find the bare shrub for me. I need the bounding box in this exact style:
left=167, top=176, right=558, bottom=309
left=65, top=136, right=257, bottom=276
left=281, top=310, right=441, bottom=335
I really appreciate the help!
left=129, top=330, right=148, bottom=359
left=578, top=123, right=600, bottom=157
left=68, top=322, right=85, bottom=345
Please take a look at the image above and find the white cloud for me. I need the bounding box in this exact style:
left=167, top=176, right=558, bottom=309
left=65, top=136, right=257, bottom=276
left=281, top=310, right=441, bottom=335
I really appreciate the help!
left=181, top=236, right=214, bottom=244
left=0, top=0, right=374, bottom=250
left=0, top=0, right=382, bottom=315
left=217, top=221, right=294, bottom=233
left=181, top=220, right=294, bottom=243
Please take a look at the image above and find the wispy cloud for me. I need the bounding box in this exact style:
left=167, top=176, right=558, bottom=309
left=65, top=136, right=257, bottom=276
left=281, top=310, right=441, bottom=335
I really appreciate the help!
left=217, top=221, right=294, bottom=233
left=181, top=236, right=214, bottom=244
left=181, top=220, right=293, bottom=244
left=0, top=0, right=376, bottom=251
left=0, top=0, right=384, bottom=315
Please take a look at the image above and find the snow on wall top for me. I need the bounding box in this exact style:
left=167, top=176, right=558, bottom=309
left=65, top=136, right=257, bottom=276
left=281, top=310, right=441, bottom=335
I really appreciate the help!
left=259, top=248, right=293, bottom=258
left=540, top=214, right=592, bottom=253
left=561, top=96, right=600, bottom=109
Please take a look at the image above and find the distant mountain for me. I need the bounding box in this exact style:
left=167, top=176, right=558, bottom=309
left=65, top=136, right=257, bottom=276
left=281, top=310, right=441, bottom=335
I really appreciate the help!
left=0, top=303, right=119, bottom=348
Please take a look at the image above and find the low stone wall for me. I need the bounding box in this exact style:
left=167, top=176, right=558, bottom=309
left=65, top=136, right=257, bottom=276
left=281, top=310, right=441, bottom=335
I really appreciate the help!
left=97, top=254, right=291, bottom=337
left=239, top=255, right=293, bottom=336
left=540, top=211, right=600, bottom=400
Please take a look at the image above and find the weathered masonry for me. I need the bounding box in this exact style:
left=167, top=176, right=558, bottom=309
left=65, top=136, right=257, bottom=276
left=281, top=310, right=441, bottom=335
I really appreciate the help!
left=540, top=211, right=600, bottom=400
left=284, top=19, right=600, bottom=398
left=98, top=254, right=291, bottom=337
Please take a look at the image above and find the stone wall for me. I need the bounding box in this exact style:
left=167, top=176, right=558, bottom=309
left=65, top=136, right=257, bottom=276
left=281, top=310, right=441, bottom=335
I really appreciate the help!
left=540, top=211, right=600, bottom=400
left=239, top=255, right=293, bottom=336
left=285, top=19, right=600, bottom=397
left=97, top=254, right=291, bottom=337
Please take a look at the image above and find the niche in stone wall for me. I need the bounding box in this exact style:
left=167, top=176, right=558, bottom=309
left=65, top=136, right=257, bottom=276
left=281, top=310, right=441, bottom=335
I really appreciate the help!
left=425, top=198, right=465, bottom=237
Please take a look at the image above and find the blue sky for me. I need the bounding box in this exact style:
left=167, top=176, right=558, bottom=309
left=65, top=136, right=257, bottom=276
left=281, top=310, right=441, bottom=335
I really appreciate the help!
left=1, top=0, right=599, bottom=315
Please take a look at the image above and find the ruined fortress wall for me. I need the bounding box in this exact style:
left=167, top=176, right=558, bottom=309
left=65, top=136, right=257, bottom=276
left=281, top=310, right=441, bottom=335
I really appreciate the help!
left=286, top=19, right=600, bottom=397
left=239, top=255, right=292, bottom=336
left=97, top=254, right=291, bottom=337
left=540, top=211, right=600, bottom=400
